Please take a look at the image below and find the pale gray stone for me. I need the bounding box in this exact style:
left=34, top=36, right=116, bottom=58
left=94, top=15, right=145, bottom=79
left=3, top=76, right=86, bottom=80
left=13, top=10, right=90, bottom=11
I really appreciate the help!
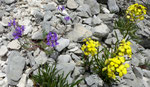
left=7, top=40, right=21, bottom=50
left=56, top=63, right=75, bottom=83
left=92, top=15, right=102, bottom=25
left=35, top=51, right=48, bottom=65
left=84, top=0, right=100, bottom=15
left=132, top=66, right=143, bottom=79
left=92, top=23, right=110, bottom=38
left=44, top=11, right=52, bottom=21
left=55, top=38, right=70, bottom=52
left=0, top=23, right=4, bottom=33
left=17, top=74, right=27, bottom=87
left=107, top=0, right=119, bottom=13
left=83, top=18, right=92, bottom=25
left=4, top=0, right=16, bottom=4
left=44, top=3, right=56, bottom=11
left=85, top=74, right=103, bottom=87
left=142, top=69, right=150, bottom=78
left=7, top=51, right=25, bottom=85
left=66, top=23, right=92, bottom=41
left=31, top=29, right=43, bottom=40
left=67, top=0, right=78, bottom=9
left=41, top=21, right=52, bottom=33
left=0, top=45, right=8, bottom=57
left=77, top=4, right=92, bottom=17
left=57, top=55, right=71, bottom=63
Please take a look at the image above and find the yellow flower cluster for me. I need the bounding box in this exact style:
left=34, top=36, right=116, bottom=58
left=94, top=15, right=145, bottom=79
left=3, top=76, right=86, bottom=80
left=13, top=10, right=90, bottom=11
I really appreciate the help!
left=81, top=38, right=100, bottom=56
left=102, top=56, right=130, bottom=79
left=126, top=3, right=147, bottom=21
left=117, top=39, right=132, bottom=58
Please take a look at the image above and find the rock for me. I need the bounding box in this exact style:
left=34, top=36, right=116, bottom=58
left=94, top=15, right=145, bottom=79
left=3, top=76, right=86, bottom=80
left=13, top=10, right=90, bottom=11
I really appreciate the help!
left=1, top=17, right=10, bottom=26
left=0, top=10, right=4, bottom=20
left=77, top=4, right=92, bottom=17
left=142, top=69, right=150, bottom=78
left=44, top=3, right=56, bottom=11
left=6, top=51, right=25, bottom=85
left=107, top=0, right=119, bottom=13
left=83, top=18, right=92, bottom=25
left=85, top=74, right=103, bottom=87
left=31, top=9, right=43, bottom=23
left=101, top=7, right=110, bottom=14
left=71, top=53, right=81, bottom=62
left=132, top=66, right=143, bottom=79
left=57, top=55, right=71, bottom=63
left=92, top=15, right=102, bottom=25
left=72, top=67, right=80, bottom=77
left=92, top=23, right=110, bottom=38
left=31, top=29, right=43, bottom=40
left=7, top=40, right=21, bottom=50
left=17, top=74, right=27, bottom=87
left=4, top=0, right=16, bottom=4
left=56, top=63, right=75, bottom=76
left=35, top=51, right=48, bottom=65
left=50, top=51, right=59, bottom=60
left=98, top=14, right=115, bottom=21
left=67, top=0, right=78, bottom=9
left=55, top=38, right=70, bottom=52
left=44, top=11, right=53, bottom=21
left=66, top=23, right=92, bottom=41
left=33, top=48, right=40, bottom=57
left=0, top=72, right=6, bottom=78
left=0, top=45, right=8, bottom=57
left=41, top=21, right=52, bottom=33
left=0, top=23, right=4, bottom=33
left=56, top=63, right=75, bottom=83
left=130, top=56, right=140, bottom=66
left=26, top=79, right=34, bottom=87
left=84, top=0, right=100, bottom=15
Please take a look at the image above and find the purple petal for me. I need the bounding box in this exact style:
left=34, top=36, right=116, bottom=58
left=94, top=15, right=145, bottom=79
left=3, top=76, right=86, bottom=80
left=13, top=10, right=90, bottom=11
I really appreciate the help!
left=58, top=6, right=61, bottom=10
left=61, top=6, right=65, bottom=11
left=13, top=19, right=16, bottom=26
left=47, top=41, right=50, bottom=46
left=64, top=16, right=70, bottom=21
left=21, top=25, right=25, bottom=31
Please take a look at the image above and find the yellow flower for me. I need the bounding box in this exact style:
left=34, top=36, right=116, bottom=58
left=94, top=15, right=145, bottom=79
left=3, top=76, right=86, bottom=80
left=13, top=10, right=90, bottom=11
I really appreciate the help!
left=81, top=38, right=100, bottom=56
left=126, top=3, right=147, bottom=21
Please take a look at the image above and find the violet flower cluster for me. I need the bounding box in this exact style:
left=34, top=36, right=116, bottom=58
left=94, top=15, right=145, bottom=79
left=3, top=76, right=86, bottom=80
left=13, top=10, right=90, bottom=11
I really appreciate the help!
left=8, top=19, right=25, bottom=39
left=47, top=32, right=59, bottom=47
left=57, top=5, right=71, bottom=21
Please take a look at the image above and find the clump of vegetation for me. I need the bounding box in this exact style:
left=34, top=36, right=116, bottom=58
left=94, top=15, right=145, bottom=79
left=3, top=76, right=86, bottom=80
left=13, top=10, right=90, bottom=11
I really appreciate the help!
left=32, top=64, right=82, bottom=87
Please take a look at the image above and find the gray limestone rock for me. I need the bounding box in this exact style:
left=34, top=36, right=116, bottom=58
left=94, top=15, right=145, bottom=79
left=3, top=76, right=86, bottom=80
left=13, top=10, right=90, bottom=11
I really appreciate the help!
left=66, top=23, right=92, bottom=41
left=31, top=29, right=43, bottom=40
left=44, top=11, right=53, bottom=21
left=92, top=23, right=110, bottom=38
left=107, top=0, right=119, bottom=13
left=41, top=21, right=52, bottom=33
left=0, top=45, right=8, bottom=57
left=84, top=0, right=100, bottom=15
left=132, top=66, right=143, bottom=79
left=57, top=55, right=71, bottom=63
left=67, top=0, right=78, bottom=9
left=35, top=51, right=48, bottom=65
left=55, top=38, right=70, bottom=52
left=85, top=74, right=103, bottom=87
left=6, top=51, right=25, bottom=85
left=4, top=0, right=16, bottom=4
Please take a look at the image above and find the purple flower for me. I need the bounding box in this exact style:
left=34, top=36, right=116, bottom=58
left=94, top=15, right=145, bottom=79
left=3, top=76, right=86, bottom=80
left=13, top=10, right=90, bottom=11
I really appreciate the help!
left=64, top=16, right=71, bottom=21
left=58, top=5, right=65, bottom=11
left=46, top=32, right=59, bottom=47
left=8, top=20, right=12, bottom=27
left=13, top=19, right=16, bottom=26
